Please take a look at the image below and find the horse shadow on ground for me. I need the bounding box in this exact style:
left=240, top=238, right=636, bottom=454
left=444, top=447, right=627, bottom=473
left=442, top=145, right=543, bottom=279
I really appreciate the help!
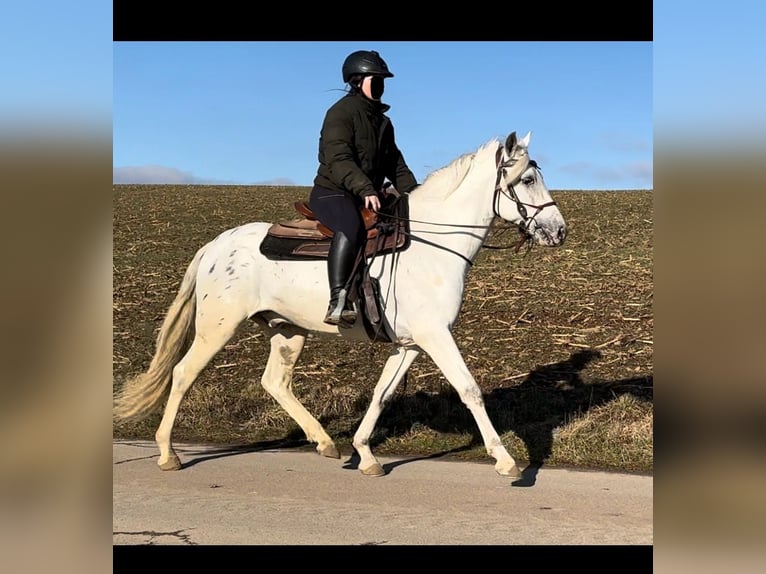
left=175, top=349, right=651, bottom=485
left=171, top=438, right=316, bottom=470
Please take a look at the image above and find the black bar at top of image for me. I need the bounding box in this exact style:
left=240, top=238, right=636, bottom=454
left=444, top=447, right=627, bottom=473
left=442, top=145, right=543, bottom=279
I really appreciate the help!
left=113, top=1, right=653, bottom=42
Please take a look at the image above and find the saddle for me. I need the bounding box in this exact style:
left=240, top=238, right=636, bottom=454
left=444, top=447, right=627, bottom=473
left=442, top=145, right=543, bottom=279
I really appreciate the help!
left=258, top=191, right=411, bottom=343
left=259, top=191, right=410, bottom=261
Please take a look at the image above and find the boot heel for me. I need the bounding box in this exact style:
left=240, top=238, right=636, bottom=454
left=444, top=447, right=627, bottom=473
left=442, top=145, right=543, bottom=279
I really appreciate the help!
left=324, top=288, right=350, bottom=326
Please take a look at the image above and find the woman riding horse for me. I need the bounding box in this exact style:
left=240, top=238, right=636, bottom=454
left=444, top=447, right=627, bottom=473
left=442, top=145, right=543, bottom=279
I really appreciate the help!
left=308, top=49, right=419, bottom=327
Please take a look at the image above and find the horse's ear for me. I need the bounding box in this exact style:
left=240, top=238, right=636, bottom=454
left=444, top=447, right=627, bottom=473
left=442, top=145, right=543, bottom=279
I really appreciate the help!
left=519, top=131, right=531, bottom=149
left=505, top=131, right=517, bottom=154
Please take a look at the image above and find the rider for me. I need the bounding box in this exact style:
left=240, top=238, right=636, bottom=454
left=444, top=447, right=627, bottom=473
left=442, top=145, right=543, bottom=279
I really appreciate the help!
left=309, top=49, right=419, bottom=327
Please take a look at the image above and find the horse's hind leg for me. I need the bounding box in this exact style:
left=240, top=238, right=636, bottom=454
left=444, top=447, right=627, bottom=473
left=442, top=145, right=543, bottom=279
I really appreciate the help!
left=259, top=324, right=340, bottom=459
left=155, top=319, right=243, bottom=471
left=353, top=345, right=421, bottom=476
left=416, top=329, right=521, bottom=478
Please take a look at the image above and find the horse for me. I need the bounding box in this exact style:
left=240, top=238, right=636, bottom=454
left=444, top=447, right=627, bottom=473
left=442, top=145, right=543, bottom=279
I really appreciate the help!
left=113, top=130, right=567, bottom=479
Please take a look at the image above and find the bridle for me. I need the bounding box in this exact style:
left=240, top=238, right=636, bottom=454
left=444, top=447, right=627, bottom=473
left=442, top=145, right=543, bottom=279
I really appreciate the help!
left=491, top=145, right=557, bottom=253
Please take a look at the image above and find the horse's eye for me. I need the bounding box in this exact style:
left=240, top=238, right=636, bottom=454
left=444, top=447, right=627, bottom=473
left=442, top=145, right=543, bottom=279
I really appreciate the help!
left=522, top=176, right=535, bottom=186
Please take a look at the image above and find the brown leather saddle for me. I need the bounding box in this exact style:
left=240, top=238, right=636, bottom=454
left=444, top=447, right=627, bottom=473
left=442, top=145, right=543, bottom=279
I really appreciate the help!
left=259, top=193, right=410, bottom=261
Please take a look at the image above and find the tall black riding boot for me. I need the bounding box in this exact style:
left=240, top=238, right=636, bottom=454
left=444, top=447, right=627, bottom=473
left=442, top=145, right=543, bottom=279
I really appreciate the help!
left=324, top=231, right=359, bottom=326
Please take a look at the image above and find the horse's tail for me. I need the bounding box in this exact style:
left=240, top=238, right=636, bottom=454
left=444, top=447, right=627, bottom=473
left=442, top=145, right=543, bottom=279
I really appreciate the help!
left=113, top=246, right=206, bottom=424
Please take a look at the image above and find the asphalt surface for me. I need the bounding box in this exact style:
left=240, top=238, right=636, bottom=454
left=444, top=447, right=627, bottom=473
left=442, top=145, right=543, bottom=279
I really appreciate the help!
left=113, top=440, right=653, bottom=546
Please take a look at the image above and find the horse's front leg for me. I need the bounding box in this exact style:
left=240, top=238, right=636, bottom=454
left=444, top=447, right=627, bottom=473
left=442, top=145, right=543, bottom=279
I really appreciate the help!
left=353, top=345, right=420, bottom=476
left=416, top=329, right=522, bottom=478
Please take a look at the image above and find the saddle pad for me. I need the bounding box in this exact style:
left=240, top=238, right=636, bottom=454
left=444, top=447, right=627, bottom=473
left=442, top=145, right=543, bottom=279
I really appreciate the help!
left=259, top=235, right=330, bottom=260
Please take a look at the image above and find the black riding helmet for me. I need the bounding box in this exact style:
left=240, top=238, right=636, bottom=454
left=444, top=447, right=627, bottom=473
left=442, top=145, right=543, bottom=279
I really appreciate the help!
left=342, top=50, right=394, bottom=84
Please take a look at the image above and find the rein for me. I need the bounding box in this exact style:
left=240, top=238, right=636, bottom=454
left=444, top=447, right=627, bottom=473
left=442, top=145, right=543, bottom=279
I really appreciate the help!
left=375, top=144, right=557, bottom=263
left=361, top=142, right=556, bottom=349
left=375, top=197, right=488, bottom=267
left=482, top=222, right=536, bottom=255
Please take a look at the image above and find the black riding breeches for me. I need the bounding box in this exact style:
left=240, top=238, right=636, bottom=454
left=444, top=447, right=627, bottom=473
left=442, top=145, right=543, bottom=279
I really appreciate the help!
left=308, top=185, right=366, bottom=250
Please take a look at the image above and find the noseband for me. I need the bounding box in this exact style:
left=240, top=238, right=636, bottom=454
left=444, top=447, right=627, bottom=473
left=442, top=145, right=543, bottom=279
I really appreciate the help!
left=493, top=145, right=557, bottom=236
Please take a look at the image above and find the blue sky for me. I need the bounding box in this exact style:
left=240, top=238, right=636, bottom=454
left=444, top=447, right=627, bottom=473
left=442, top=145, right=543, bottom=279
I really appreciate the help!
left=2, top=2, right=763, bottom=189
left=113, top=42, right=653, bottom=190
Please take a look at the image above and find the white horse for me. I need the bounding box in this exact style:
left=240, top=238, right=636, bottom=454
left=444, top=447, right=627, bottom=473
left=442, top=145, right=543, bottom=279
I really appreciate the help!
left=113, top=130, right=567, bottom=478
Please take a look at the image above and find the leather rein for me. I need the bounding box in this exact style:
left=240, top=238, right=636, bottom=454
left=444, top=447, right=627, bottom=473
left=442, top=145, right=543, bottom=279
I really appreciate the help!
left=375, top=144, right=557, bottom=262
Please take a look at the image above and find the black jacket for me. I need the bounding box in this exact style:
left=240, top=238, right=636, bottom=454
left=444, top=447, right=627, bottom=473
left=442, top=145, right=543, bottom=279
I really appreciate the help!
left=313, top=92, right=418, bottom=198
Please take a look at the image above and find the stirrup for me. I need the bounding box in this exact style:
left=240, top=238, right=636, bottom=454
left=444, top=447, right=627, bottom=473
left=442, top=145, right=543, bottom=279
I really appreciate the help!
left=323, top=289, right=357, bottom=326
left=324, top=305, right=357, bottom=326
left=324, top=310, right=357, bottom=327
left=340, top=305, right=357, bottom=326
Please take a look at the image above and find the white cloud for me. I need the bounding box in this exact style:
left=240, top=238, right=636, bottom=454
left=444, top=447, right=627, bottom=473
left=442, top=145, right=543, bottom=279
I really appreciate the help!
left=113, top=165, right=206, bottom=184
left=113, top=166, right=299, bottom=186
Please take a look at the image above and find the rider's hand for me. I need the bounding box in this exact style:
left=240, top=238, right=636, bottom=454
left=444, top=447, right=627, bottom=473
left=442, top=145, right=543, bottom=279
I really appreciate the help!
left=365, top=194, right=381, bottom=212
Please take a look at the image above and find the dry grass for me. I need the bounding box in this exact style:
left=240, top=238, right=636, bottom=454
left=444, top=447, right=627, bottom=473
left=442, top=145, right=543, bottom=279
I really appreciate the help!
left=113, top=185, right=653, bottom=473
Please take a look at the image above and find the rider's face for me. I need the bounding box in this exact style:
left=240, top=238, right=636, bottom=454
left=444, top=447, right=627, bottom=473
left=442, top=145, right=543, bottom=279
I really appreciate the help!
left=361, top=75, right=385, bottom=101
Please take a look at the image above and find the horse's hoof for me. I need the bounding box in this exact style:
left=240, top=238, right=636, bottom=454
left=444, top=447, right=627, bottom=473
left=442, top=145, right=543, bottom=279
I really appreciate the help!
left=318, top=444, right=340, bottom=459
left=158, top=454, right=182, bottom=471
left=360, top=463, right=386, bottom=477
left=496, top=463, right=522, bottom=479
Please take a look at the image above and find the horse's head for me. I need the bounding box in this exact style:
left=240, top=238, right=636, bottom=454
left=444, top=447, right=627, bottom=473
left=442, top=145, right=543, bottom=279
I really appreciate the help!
left=493, top=131, right=567, bottom=247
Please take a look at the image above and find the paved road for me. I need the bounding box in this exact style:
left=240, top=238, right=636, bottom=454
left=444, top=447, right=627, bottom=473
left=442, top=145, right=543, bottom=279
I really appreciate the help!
left=113, top=440, right=652, bottom=546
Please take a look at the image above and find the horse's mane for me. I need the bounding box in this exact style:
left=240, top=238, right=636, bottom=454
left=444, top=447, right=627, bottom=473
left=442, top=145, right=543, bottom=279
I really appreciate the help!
left=415, top=139, right=500, bottom=199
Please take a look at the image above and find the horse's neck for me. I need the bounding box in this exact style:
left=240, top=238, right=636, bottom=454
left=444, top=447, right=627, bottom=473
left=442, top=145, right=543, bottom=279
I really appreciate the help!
left=408, top=152, right=497, bottom=262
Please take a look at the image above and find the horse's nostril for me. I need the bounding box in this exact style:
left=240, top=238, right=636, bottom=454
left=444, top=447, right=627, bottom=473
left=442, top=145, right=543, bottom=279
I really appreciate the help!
left=557, top=226, right=566, bottom=242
